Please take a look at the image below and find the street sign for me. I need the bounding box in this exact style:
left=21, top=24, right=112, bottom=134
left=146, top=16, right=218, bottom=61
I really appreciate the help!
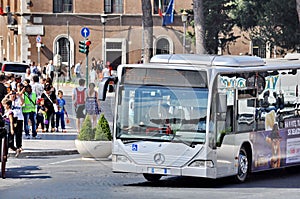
left=81, top=27, right=90, bottom=38
left=36, top=35, right=42, bottom=43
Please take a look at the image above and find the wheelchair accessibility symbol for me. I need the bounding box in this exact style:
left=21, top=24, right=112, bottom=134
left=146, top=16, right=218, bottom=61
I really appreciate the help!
left=132, top=144, right=138, bottom=151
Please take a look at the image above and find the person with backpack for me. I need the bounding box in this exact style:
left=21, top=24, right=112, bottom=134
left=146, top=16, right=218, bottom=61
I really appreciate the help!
left=72, top=78, right=86, bottom=133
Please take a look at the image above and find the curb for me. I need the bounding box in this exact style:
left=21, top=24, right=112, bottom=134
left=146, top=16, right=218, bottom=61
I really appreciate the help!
left=8, top=149, right=79, bottom=158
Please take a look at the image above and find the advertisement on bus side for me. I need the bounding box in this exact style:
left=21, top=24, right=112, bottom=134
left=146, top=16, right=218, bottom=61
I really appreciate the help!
left=250, top=118, right=300, bottom=171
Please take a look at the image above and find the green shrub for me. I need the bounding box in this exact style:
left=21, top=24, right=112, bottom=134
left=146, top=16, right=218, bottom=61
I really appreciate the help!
left=94, top=113, right=112, bottom=141
left=78, top=115, right=95, bottom=141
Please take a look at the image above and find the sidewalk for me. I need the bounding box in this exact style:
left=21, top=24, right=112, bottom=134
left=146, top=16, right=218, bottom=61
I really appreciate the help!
left=8, top=84, right=115, bottom=158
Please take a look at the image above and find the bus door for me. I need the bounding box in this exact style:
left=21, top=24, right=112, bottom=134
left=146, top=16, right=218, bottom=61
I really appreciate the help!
left=214, top=91, right=236, bottom=176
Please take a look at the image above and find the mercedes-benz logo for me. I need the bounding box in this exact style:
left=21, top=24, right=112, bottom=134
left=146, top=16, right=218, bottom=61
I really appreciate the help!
left=154, top=153, right=165, bottom=165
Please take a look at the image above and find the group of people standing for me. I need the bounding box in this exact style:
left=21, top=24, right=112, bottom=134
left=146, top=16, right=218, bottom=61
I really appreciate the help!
left=1, top=59, right=67, bottom=158
left=74, top=59, right=112, bottom=84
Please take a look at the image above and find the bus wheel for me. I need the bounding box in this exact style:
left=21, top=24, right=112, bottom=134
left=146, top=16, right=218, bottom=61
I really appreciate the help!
left=235, top=147, right=248, bottom=183
left=143, top=174, right=162, bottom=182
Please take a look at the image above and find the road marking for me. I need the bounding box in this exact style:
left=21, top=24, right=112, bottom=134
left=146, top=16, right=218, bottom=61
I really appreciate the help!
left=50, top=158, right=81, bottom=165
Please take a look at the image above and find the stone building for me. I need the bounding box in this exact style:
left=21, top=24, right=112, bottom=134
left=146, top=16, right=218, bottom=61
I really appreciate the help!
left=0, top=0, right=261, bottom=76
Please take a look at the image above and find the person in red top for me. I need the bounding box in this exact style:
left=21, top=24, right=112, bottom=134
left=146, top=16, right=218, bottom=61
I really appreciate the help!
left=107, top=61, right=112, bottom=76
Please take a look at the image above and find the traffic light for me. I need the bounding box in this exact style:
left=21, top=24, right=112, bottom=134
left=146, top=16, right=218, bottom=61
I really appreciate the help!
left=79, top=40, right=91, bottom=55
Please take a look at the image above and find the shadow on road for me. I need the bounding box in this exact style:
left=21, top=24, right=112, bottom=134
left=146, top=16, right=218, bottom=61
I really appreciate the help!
left=124, top=166, right=300, bottom=189
left=6, top=165, right=51, bottom=179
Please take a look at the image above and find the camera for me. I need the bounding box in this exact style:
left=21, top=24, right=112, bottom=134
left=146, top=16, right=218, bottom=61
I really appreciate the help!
left=18, top=83, right=25, bottom=91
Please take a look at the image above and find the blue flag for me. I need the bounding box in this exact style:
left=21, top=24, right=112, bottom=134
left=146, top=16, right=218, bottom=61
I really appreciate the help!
left=162, top=0, right=174, bottom=26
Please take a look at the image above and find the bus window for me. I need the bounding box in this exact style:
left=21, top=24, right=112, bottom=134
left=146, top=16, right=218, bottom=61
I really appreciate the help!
left=237, top=97, right=255, bottom=132
left=116, top=85, right=208, bottom=145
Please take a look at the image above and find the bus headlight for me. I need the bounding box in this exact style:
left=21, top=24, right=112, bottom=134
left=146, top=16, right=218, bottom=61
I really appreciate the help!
left=112, top=154, right=131, bottom=163
left=189, top=160, right=214, bottom=168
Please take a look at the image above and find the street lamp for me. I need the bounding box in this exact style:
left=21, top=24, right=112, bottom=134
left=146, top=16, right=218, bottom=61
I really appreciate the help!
left=181, top=10, right=188, bottom=54
left=101, top=14, right=107, bottom=64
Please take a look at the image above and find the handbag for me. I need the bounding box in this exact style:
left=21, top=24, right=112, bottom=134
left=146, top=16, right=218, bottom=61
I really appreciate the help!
left=53, top=104, right=59, bottom=112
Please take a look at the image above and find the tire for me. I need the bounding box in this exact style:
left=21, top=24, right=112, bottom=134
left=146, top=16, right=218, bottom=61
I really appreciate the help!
left=143, top=173, right=162, bottom=182
left=235, top=147, right=249, bottom=183
left=1, top=137, right=7, bottom=179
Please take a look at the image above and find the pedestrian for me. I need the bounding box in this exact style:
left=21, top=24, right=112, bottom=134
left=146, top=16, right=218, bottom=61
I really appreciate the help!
left=1, top=99, right=18, bottom=155
left=10, top=91, right=24, bottom=157
left=0, top=74, right=8, bottom=114
left=46, top=60, right=54, bottom=80
left=30, top=61, right=38, bottom=75
left=74, top=61, right=82, bottom=78
left=42, top=62, right=48, bottom=78
left=90, top=65, right=97, bottom=83
left=31, top=75, right=44, bottom=98
left=36, top=98, right=46, bottom=133
left=22, top=85, right=40, bottom=139
left=56, top=90, right=67, bottom=132
left=10, top=74, right=17, bottom=91
left=25, top=68, right=32, bottom=83
left=41, top=84, right=56, bottom=132
left=72, top=78, right=86, bottom=132
left=102, top=62, right=111, bottom=78
left=86, top=83, right=101, bottom=127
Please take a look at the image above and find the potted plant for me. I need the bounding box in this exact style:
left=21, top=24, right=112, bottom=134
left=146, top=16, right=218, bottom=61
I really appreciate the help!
left=75, top=114, right=112, bottom=158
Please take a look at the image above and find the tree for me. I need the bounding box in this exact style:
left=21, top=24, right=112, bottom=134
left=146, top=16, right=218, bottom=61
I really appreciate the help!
left=186, top=0, right=238, bottom=54
left=78, top=115, right=94, bottom=141
left=141, top=0, right=153, bottom=63
left=296, top=0, right=300, bottom=24
left=94, top=114, right=112, bottom=141
left=193, top=0, right=206, bottom=54
left=203, top=1, right=238, bottom=54
left=232, top=0, right=300, bottom=52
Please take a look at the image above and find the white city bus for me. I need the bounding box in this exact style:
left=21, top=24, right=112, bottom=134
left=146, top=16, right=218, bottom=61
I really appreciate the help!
left=99, top=54, right=300, bottom=182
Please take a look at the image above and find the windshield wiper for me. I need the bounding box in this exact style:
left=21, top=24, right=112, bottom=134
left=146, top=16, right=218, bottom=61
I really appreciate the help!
left=171, top=135, right=196, bottom=148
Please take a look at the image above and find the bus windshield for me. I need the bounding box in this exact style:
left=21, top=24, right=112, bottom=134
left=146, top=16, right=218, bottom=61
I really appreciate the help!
left=116, top=85, right=208, bottom=146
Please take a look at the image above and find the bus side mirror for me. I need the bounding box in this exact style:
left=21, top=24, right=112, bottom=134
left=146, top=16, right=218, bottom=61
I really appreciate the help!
left=216, top=93, right=227, bottom=113
left=98, top=77, right=118, bottom=101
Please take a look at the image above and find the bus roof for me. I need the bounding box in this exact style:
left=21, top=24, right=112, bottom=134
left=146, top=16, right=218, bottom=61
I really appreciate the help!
left=150, top=54, right=265, bottom=67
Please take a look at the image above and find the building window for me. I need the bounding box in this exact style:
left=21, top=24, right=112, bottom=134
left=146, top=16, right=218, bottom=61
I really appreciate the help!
left=53, top=0, right=73, bottom=13
left=104, top=0, right=123, bottom=14
left=252, top=40, right=266, bottom=58
left=57, top=38, right=69, bottom=62
left=153, top=0, right=171, bottom=15
left=156, top=38, right=170, bottom=54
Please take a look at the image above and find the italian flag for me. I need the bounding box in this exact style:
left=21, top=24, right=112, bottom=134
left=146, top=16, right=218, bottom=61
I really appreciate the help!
left=158, top=0, right=163, bottom=17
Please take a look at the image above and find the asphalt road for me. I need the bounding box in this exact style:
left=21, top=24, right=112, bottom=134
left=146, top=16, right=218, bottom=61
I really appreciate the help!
left=2, top=154, right=300, bottom=199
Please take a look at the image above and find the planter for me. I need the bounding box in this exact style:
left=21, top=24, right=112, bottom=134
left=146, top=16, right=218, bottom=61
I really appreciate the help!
left=75, top=139, right=112, bottom=158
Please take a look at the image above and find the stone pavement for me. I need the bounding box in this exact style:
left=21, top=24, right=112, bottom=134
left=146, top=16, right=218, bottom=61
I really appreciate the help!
left=8, top=83, right=115, bottom=158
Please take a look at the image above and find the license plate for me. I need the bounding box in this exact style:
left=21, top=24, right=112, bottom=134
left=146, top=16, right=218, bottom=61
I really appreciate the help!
left=148, top=167, right=170, bottom=175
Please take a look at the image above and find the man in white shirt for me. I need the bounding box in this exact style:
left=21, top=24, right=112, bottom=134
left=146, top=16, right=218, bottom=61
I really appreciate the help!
left=46, top=60, right=54, bottom=80
left=74, top=61, right=82, bottom=78
left=31, top=75, right=44, bottom=98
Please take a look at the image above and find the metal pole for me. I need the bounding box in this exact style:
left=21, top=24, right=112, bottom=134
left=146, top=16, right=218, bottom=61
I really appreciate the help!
left=67, top=21, right=71, bottom=81
left=103, top=24, right=106, bottom=64
left=183, top=21, right=186, bottom=54
left=86, top=53, right=88, bottom=88
left=37, top=46, right=41, bottom=66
